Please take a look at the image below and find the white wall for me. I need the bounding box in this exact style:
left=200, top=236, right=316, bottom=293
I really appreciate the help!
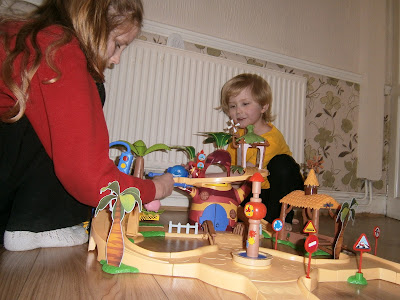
left=143, top=0, right=361, bottom=73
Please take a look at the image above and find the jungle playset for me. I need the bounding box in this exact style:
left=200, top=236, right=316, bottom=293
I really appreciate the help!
left=88, top=122, right=400, bottom=300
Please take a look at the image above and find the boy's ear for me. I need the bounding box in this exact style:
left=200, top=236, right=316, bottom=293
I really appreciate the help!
left=261, top=104, right=269, bottom=113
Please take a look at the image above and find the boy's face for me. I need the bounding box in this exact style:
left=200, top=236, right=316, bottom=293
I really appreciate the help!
left=228, top=87, right=268, bottom=129
left=106, top=24, right=140, bottom=68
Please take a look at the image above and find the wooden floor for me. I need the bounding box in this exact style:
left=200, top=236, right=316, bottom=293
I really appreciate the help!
left=0, top=244, right=249, bottom=300
left=1, top=211, right=399, bottom=300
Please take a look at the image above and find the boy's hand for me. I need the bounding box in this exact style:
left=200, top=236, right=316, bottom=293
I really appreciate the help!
left=153, top=173, right=174, bottom=200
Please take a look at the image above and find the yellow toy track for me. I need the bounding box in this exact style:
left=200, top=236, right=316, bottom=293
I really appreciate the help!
left=173, top=167, right=268, bottom=187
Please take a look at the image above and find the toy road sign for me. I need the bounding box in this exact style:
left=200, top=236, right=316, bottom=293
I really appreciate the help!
left=374, top=226, right=381, bottom=238
left=353, top=233, right=371, bottom=252
left=272, top=219, right=283, bottom=232
left=303, top=220, right=317, bottom=234
left=305, top=234, right=319, bottom=253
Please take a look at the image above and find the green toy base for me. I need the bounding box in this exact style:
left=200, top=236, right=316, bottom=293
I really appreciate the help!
left=347, top=272, right=368, bottom=285
left=100, top=260, right=140, bottom=274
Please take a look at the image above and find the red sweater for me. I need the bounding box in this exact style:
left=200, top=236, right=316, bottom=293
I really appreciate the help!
left=0, top=24, right=156, bottom=207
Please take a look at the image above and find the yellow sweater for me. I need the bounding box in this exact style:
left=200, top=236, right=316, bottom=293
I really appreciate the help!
left=227, top=123, right=292, bottom=189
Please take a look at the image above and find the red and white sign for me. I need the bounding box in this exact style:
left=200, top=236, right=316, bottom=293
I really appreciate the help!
left=304, top=234, right=319, bottom=254
left=353, top=233, right=371, bottom=252
left=374, top=226, right=381, bottom=239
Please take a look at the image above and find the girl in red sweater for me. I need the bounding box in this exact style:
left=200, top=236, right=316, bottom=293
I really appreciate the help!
left=0, top=0, right=174, bottom=251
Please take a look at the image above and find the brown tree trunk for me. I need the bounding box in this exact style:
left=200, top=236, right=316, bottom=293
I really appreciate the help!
left=333, top=218, right=348, bottom=259
left=127, top=156, right=145, bottom=236
left=106, top=199, right=124, bottom=267
left=133, top=156, right=144, bottom=178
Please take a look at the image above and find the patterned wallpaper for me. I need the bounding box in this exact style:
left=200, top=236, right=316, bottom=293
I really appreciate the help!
left=137, top=32, right=389, bottom=195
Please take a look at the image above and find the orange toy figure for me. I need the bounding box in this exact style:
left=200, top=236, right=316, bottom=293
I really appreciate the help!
left=178, top=149, right=251, bottom=231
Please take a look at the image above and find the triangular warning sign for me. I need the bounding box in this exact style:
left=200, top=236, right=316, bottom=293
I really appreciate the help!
left=353, top=233, right=371, bottom=252
left=303, top=220, right=317, bottom=233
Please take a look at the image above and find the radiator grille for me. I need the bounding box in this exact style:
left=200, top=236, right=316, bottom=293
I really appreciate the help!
left=104, top=40, right=306, bottom=172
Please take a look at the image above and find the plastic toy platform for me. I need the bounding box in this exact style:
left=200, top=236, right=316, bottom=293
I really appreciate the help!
left=89, top=210, right=400, bottom=300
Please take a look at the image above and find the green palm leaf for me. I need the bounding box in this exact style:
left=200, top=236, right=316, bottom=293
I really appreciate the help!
left=95, top=194, right=116, bottom=216
left=202, top=132, right=232, bottom=149
left=350, top=198, right=357, bottom=208
left=231, top=165, right=244, bottom=174
left=145, top=143, right=171, bottom=155
left=203, top=137, right=215, bottom=144
left=336, top=199, right=358, bottom=223
left=130, top=140, right=148, bottom=156
left=122, top=187, right=141, bottom=197
left=340, top=208, right=349, bottom=222
left=185, top=146, right=196, bottom=160
left=172, top=146, right=197, bottom=161
left=100, top=181, right=120, bottom=196
left=121, top=187, right=142, bottom=213
left=120, top=194, right=136, bottom=213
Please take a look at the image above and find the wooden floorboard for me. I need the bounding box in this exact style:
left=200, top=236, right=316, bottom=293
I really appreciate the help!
left=0, top=244, right=248, bottom=300
left=15, top=245, right=169, bottom=300
left=0, top=247, right=40, bottom=300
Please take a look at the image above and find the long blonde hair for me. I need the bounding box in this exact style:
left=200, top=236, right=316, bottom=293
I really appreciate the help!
left=0, top=0, right=143, bottom=122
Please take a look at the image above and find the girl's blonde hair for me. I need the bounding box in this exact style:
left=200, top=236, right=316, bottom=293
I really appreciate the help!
left=0, top=0, right=143, bottom=122
left=220, top=73, right=275, bottom=122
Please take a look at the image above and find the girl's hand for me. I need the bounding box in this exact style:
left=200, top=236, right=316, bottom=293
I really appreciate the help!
left=152, top=173, right=174, bottom=200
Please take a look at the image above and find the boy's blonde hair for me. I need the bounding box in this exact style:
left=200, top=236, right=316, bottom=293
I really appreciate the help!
left=220, top=73, right=275, bottom=122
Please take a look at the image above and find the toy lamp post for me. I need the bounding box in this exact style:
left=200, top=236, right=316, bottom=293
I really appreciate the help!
left=244, top=173, right=266, bottom=257
left=232, top=173, right=272, bottom=268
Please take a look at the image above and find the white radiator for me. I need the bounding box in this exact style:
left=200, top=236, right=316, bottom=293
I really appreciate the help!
left=104, top=39, right=306, bottom=176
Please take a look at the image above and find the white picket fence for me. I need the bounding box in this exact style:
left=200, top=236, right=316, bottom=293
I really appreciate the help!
left=168, top=221, right=199, bottom=234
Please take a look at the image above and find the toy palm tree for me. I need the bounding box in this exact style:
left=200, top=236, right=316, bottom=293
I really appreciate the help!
left=95, top=181, right=142, bottom=267
left=124, top=140, right=171, bottom=177
left=333, top=198, right=357, bottom=259
left=202, top=132, right=232, bottom=149
left=172, top=145, right=197, bottom=161
left=123, top=140, right=170, bottom=236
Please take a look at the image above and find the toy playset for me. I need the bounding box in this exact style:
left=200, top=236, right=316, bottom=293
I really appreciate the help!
left=88, top=122, right=400, bottom=300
